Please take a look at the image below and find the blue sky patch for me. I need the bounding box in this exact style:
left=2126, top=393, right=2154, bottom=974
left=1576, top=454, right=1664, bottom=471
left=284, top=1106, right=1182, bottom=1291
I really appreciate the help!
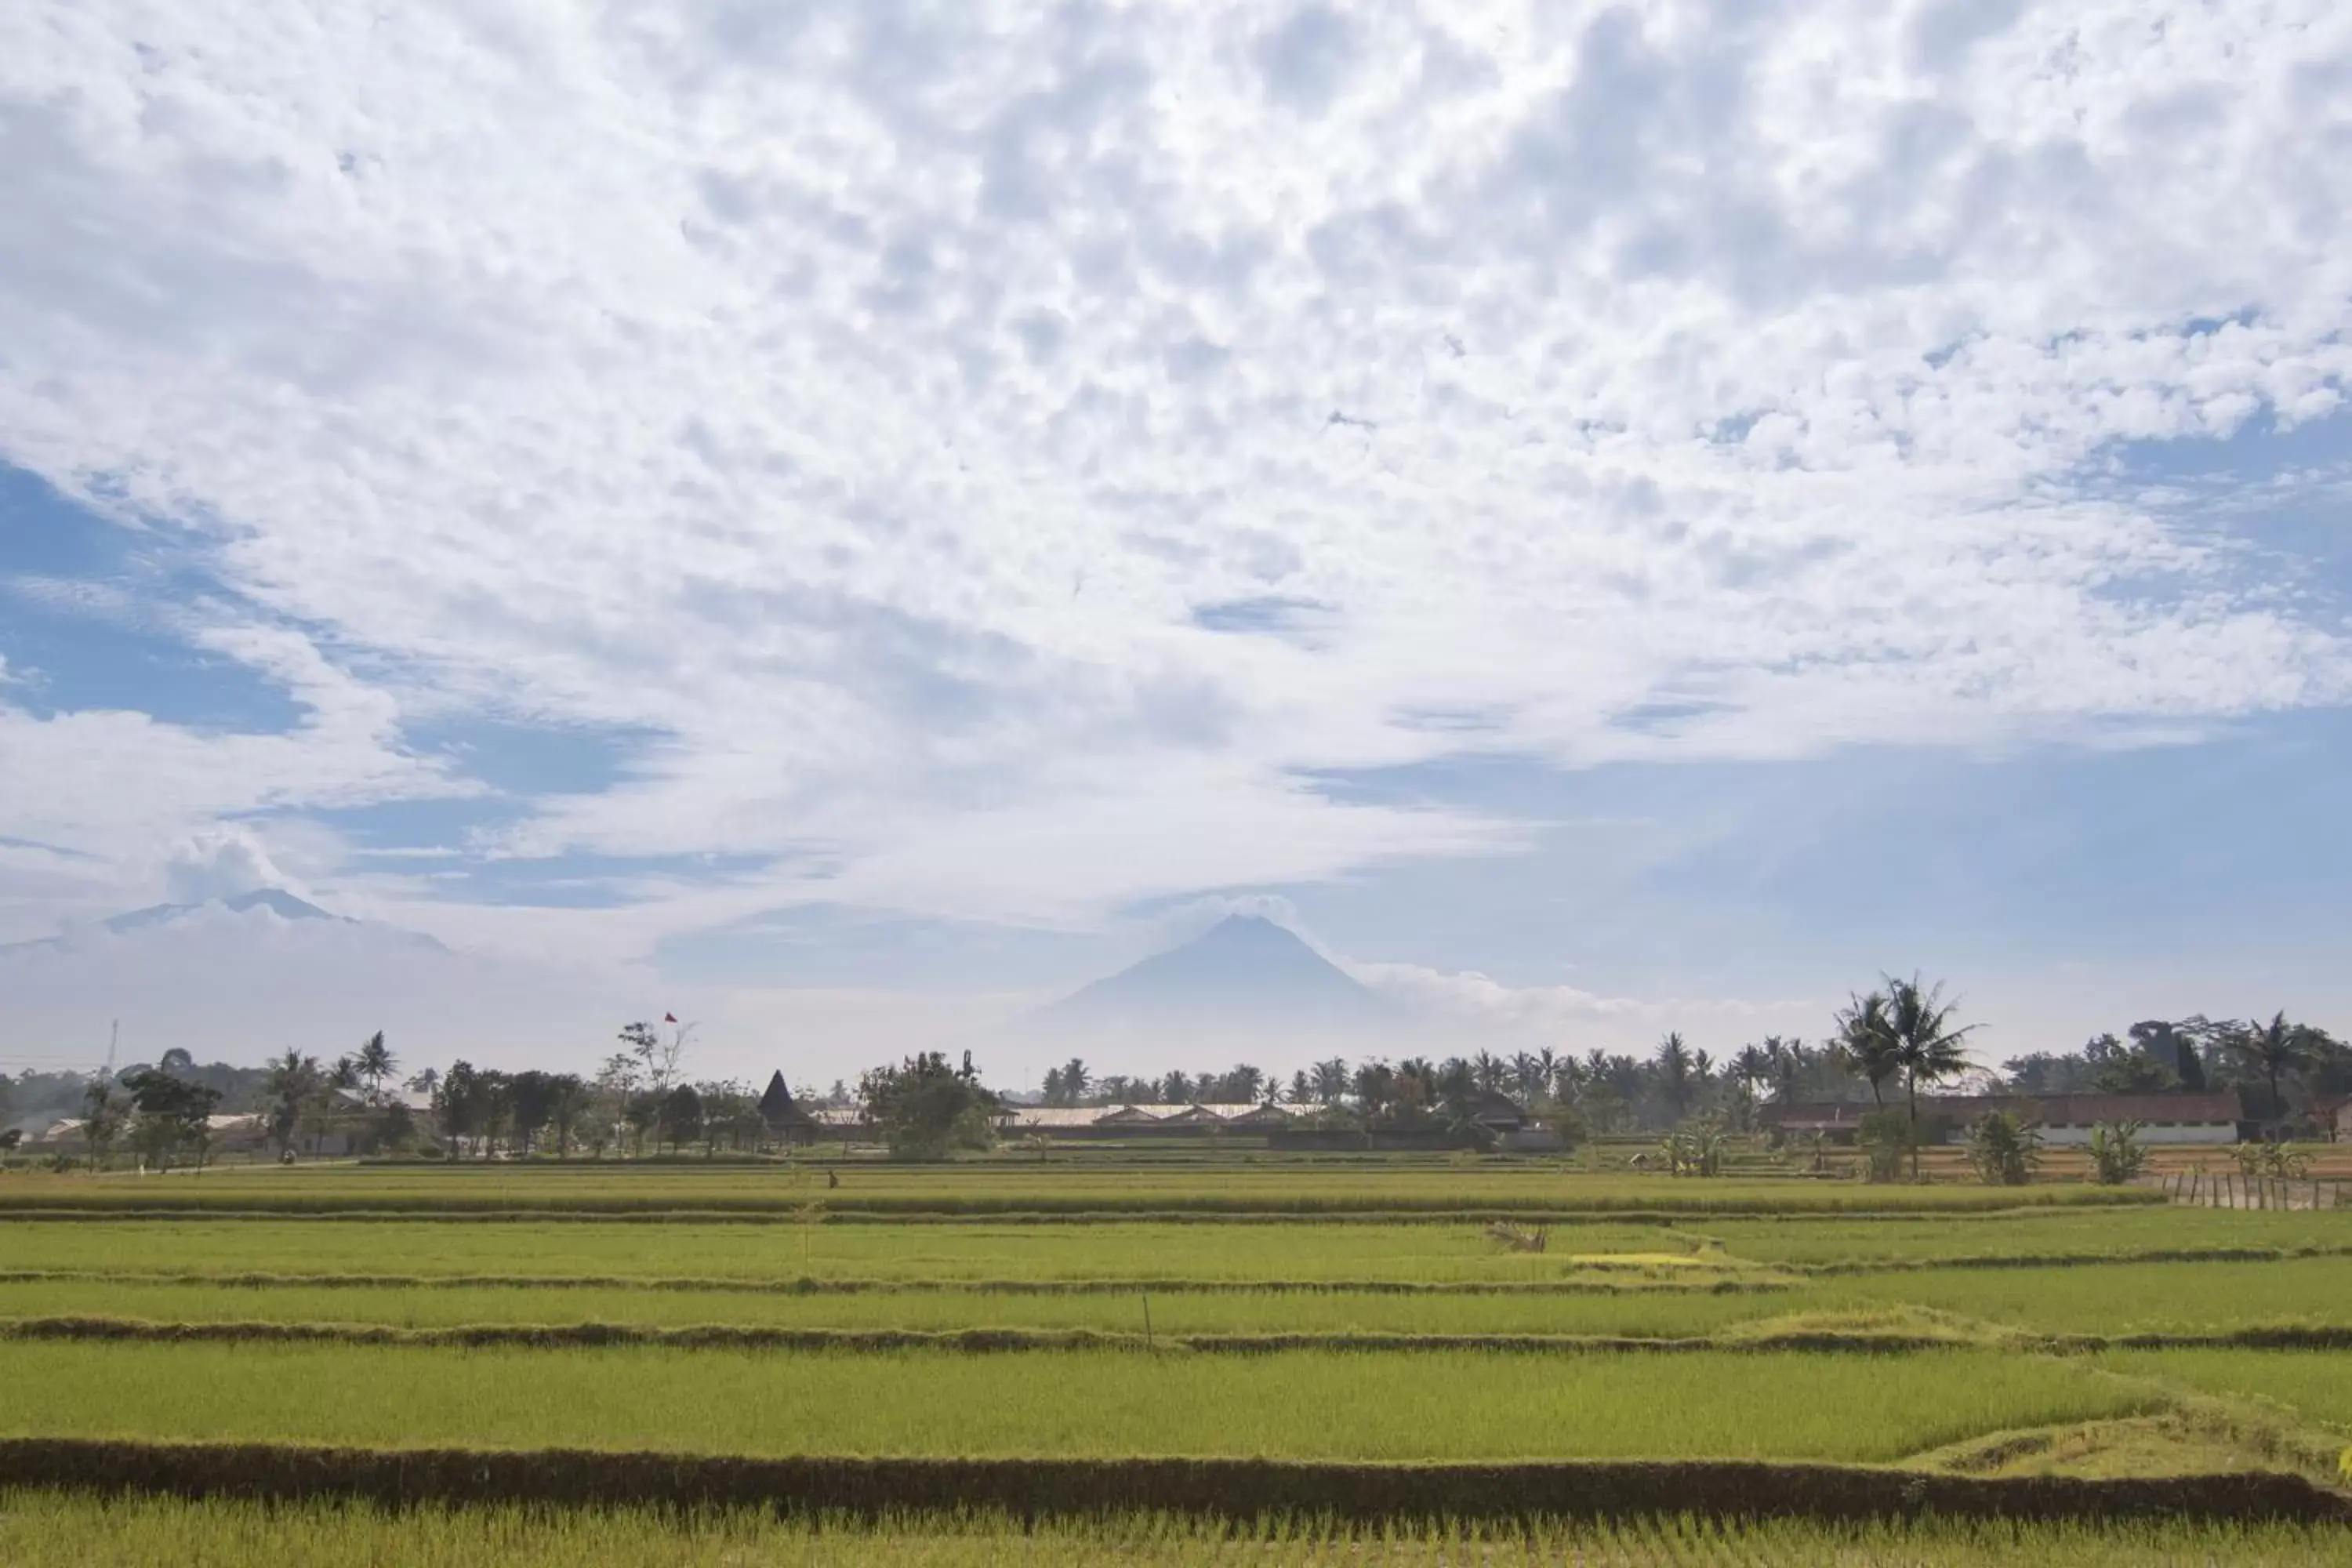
left=0, top=463, right=307, bottom=731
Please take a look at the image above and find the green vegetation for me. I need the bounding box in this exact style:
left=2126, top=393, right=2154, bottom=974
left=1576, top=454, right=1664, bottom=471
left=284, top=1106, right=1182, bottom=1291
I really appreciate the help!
left=0, top=1216, right=1696, bottom=1282
left=0, top=1341, right=2154, bottom=1461
left=2098, top=1348, right=2352, bottom=1434
left=0, top=1279, right=1800, bottom=1338
left=4, top=1495, right=2352, bottom=1568
left=0, top=1163, right=2166, bottom=1218
left=3, top=1159, right=2350, bottom=1552
left=10, top=1494, right=2352, bottom=1567
left=1837, top=1258, right=2352, bottom=1338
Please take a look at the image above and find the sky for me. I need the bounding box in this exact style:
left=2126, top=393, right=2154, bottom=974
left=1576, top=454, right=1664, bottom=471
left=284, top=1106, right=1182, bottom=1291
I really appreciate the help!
left=2, top=0, right=2350, bottom=1089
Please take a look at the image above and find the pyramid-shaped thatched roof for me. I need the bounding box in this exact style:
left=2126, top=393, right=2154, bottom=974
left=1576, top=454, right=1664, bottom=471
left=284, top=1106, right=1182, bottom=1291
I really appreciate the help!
left=758, top=1071, right=818, bottom=1130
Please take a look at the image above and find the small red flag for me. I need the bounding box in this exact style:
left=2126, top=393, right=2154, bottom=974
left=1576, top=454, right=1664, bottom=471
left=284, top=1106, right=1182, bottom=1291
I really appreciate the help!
left=663, top=1012, right=677, bottom=1023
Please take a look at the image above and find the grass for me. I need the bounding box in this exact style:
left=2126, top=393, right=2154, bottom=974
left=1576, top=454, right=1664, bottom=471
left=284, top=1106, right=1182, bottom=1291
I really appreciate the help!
left=1841, top=1258, right=2352, bottom=1337
left=7, top=1493, right=2352, bottom=1566
left=2098, top=1348, right=2352, bottom=1436
left=1693, top=1208, right=2352, bottom=1269
left=0, top=1341, right=2158, bottom=1462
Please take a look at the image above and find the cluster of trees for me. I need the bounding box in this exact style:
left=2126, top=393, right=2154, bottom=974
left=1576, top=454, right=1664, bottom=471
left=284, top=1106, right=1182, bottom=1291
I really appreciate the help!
left=1039, top=1061, right=1269, bottom=1106
left=74, top=1057, right=227, bottom=1172
left=2001, top=1013, right=2349, bottom=1112
left=859, top=1051, right=999, bottom=1160
left=430, top=1022, right=801, bottom=1160
left=1024, top=986, right=2350, bottom=1145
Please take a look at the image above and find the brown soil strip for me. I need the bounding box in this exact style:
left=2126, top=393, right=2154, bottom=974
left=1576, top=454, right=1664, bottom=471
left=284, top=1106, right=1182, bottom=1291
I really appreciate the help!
left=0, top=1438, right=2338, bottom=1522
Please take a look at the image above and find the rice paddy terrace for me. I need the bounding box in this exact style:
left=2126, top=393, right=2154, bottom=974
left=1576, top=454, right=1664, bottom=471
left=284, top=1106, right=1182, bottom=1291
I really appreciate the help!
left=3, top=1156, right=2349, bottom=1563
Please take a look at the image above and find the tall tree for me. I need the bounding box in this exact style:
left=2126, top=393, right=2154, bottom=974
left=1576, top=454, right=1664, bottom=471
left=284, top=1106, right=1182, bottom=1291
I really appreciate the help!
left=79, top=1079, right=122, bottom=1171
left=658, top=1083, right=704, bottom=1153
left=262, top=1049, right=321, bottom=1159
left=858, top=1051, right=1000, bottom=1160
left=2230, top=1011, right=2317, bottom=1132
left=1730, top=1044, right=1773, bottom=1099
left=510, top=1070, right=558, bottom=1156
left=619, top=1021, right=690, bottom=1097
left=1884, top=974, right=1978, bottom=1178
left=355, top=1033, right=397, bottom=1103
left=2129, top=1020, right=2207, bottom=1092
left=434, top=1061, right=482, bottom=1160
left=1653, top=1033, right=1695, bottom=1120
left=1059, top=1058, right=1091, bottom=1105
left=119, top=1066, right=222, bottom=1172
left=1311, top=1058, right=1351, bottom=1105
left=1836, top=992, right=1901, bottom=1109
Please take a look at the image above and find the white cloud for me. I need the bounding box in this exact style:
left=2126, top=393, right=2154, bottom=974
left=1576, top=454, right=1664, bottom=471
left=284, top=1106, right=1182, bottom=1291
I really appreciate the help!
left=0, top=0, right=2348, bottom=969
left=1353, top=959, right=1798, bottom=1053
left=162, top=825, right=294, bottom=905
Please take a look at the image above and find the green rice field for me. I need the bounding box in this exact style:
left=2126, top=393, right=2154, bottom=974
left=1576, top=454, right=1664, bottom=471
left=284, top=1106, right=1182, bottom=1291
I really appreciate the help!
left=0, top=1341, right=2158, bottom=1461
left=0, top=1163, right=2169, bottom=1216
left=7, top=1493, right=2351, bottom=1567
left=2, top=1158, right=2348, bottom=1557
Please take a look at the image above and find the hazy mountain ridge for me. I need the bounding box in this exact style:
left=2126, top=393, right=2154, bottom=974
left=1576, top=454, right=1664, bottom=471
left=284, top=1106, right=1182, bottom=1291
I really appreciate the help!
left=1022, top=916, right=1400, bottom=1044
left=0, top=887, right=442, bottom=956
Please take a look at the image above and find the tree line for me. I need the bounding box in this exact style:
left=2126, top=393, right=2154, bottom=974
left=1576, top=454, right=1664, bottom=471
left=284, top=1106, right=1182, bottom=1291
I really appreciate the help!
left=1033, top=983, right=2349, bottom=1144
left=9, top=980, right=2346, bottom=1169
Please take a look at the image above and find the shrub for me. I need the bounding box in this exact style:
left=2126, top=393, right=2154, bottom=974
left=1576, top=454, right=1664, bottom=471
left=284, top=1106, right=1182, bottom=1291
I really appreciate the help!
left=1965, top=1112, right=2041, bottom=1186
left=2233, top=1142, right=2314, bottom=1180
left=2086, top=1122, right=2149, bottom=1185
left=1661, top=1121, right=1728, bottom=1178
left=1857, top=1111, right=1913, bottom=1184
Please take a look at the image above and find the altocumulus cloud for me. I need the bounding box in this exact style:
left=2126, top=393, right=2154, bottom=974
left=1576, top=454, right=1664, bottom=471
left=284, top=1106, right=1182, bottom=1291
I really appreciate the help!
left=0, top=0, right=2349, bottom=981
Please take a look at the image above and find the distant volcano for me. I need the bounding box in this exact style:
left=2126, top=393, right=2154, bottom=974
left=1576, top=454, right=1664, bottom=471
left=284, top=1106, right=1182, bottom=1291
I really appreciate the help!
left=1025, top=916, right=1396, bottom=1040
left=0, top=887, right=443, bottom=955
left=98, top=886, right=347, bottom=935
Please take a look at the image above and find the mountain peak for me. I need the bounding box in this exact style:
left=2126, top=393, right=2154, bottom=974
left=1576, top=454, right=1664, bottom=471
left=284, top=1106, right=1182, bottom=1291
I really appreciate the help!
left=100, top=886, right=343, bottom=936
left=220, top=887, right=339, bottom=921
left=1028, top=915, right=1395, bottom=1040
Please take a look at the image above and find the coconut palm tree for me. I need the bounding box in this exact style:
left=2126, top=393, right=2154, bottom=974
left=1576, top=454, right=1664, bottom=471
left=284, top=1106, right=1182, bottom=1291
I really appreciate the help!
left=1884, top=974, right=1977, bottom=1178
left=355, top=1032, right=397, bottom=1105
left=1654, top=1032, right=1696, bottom=1121
left=1835, top=992, right=1901, bottom=1109
left=262, top=1048, right=321, bottom=1158
left=2229, top=1011, right=2316, bottom=1134
left=1312, top=1058, right=1350, bottom=1105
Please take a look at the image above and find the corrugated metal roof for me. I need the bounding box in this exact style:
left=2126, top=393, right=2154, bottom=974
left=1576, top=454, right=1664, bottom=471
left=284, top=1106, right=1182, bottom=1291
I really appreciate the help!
left=1000, top=1102, right=1290, bottom=1128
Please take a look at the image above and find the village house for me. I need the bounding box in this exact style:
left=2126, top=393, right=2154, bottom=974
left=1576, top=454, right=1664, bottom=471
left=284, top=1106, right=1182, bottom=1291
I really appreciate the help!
left=996, top=1102, right=1294, bottom=1140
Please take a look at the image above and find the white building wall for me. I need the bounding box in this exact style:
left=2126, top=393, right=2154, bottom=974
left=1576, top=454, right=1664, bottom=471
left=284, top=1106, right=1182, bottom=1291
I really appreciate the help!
left=2040, top=1123, right=2236, bottom=1145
